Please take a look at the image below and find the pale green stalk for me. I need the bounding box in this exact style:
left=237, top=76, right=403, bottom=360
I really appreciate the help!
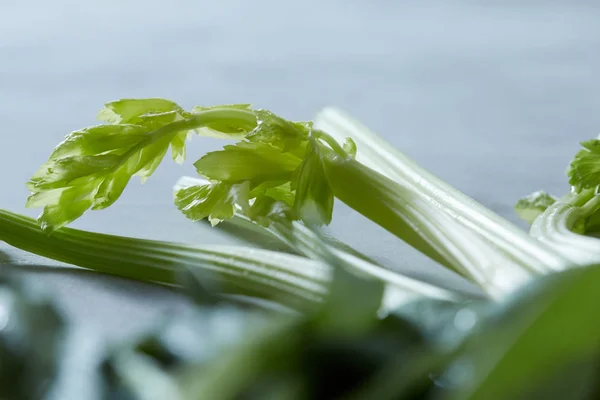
left=312, top=107, right=583, bottom=298
left=314, top=108, right=567, bottom=270
left=530, top=192, right=600, bottom=265
left=320, top=155, right=533, bottom=298
left=0, top=209, right=325, bottom=310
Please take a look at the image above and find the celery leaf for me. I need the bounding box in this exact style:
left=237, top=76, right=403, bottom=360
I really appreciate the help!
left=194, top=141, right=301, bottom=183
left=174, top=181, right=250, bottom=226
left=27, top=99, right=257, bottom=231
left=568, top=139, right=600, bottom=192
left=292, top=138, right=334, bottom=226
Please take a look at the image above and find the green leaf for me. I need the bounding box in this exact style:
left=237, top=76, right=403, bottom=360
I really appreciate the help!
left=568, top=139, right=600, bottom=192
left=30, top=100, right=345, bottom=231
left=174, top=110, right=342, bottom=229
left=263, top=182, right=296, bottom=207
left=27, top=99, right=260, bottom=231
left=26, top=123, right=178, bottom=230
left=98, top=98, right=187, bottom=124
left=133, top=134, right=173, bottom=183
left=91, top=167, right=131, bottom=210
left=26, top=125, right=148, bottom=195
left=292, top=138, right=334, bottom=226
left=194, top=141, right=302, bottom=183
left=43, top=124, right=151, bottom=160
left=443, top=264, right=600, bottom=400
left=171, top=131, right=188, bottom=164
left=98, top=98, right=194, bottom=167
left=248, top=181, right=295, bottom=205
left=174, top=181, right=250, bottom=226
left=179, top=114, right=348, bottom=228
left=29, top=154, right=122, bottom=191
left=174, top=177, right=296, bottom=228
left=246, top=109, right=309, bottom=155
left=514, top=191, right=558, bottom=224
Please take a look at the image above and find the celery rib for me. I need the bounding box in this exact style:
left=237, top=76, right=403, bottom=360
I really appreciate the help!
left=0, top=209, right=327, bottom=310
left=319, top=159, right=532, bottom=298
left=314, top=108, right=571, bottom=287
left=530, top=195, right=600, bottom=265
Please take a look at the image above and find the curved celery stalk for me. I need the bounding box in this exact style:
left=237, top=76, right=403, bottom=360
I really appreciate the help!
left=530, top=193, right=600, bottom=265
left=314, top=108, right=571, bottom=281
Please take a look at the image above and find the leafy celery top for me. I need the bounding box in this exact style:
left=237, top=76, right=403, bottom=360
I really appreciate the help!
left=26, top=99, right=357, bottom=232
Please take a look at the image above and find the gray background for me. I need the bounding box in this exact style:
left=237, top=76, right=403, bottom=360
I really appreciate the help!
left=1, top=0, right=599, bottom=395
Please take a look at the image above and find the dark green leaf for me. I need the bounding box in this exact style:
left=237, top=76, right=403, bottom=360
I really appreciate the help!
left=442, top=264, right=600, bottom=400
left=0, top=275, right=64, bottom=399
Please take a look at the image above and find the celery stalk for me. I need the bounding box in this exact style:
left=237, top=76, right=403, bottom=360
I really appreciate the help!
left=314, top=107, right=573, bottom=296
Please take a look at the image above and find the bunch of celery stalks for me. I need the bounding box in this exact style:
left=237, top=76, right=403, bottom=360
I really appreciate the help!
left=0, top=98, right=599, bottom=398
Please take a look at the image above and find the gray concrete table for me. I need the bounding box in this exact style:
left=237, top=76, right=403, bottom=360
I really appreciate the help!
left=1, top=0, right=599, bottom=392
